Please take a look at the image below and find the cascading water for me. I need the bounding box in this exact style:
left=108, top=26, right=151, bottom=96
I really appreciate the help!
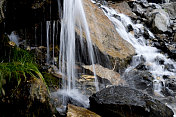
left=54, top=0, right=99, bottom=113
left=97, top=3, right=176, bottom=116
left=8, top=31, right=19, bottom=47
left=46, top=21, right=51, bottom=64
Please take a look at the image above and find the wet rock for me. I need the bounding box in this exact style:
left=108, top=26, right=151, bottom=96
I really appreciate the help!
left=67, top=104, right=100, bottom=117
left=162, top=2, right=176, bottom=19
left=165, top=78, right=176, bottom=92
left=89, top=86, right=174, bottom=117
left=151, top=9, right=170, bottom=33
left=123, top=68, right=154, bottom=93
left=133, top=3, right=145, bottom=16
left=43, top=72, right=62, bottom=92
left=81, top=0, right=135, bottom=60
left=82, top=64, right=125, bottom=85
left=127, top=24, right=134, bottom=32
left=108, top=1, right=137, bottom=18
left=146, top=0, right=160, bottom=3
left=136, top=63, right=149, bottom=70
left=153, top=39, right=176, bottom=60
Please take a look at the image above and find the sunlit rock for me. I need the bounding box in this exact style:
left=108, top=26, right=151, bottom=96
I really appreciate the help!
left=151, top=9, right=170, bottom=33
left=108, top=1, right=137, bottom=18
left=83, top=64, right=125, bottom=85
left=80, top=0, right=135, bottom=60
left=67, top=104, right=100, bottom=117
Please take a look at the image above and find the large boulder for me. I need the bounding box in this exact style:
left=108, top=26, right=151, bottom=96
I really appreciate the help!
left=81, top=0, right=135, bottom=65
left=89, top=86, right=174, bottom=117
left=151, top=9, right=170, bottom=33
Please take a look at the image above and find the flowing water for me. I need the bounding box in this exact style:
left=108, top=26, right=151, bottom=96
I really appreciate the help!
left=8, top=31, right=19, bottom=47
left=97, top=3, right=176, bottom=116
left=55, top=0, right=99, bottom=113
left=45, top=0, right=176, bottom=115
left=46, top=21, right=51, bottom=64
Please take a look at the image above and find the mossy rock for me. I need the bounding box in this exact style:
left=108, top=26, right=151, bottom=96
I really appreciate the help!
left=43, top=72, right=62, bottom=92
left=0, top=77, right=57, bottom=117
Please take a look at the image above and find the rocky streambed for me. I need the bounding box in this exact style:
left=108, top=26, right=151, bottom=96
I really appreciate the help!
left=0, top=0, right=176, bottom=117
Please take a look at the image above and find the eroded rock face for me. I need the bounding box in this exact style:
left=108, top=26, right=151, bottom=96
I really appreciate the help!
left=89, top=86, right=174, bottom=117
left=67, top=104, right=100, bottom=117
left=81, top=0, right=135, bottom=60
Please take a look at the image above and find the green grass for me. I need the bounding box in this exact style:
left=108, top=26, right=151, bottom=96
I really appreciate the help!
left=0, top=47, right=46, bottom=96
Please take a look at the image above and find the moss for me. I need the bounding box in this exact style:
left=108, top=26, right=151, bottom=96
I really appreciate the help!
left=43, top=72, right=62, bottom=92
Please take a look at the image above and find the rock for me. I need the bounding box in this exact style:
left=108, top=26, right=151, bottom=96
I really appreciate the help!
left=0, top=77, right=56, bottom=117
left=166, top=78, right=176, bottom=92
left=108, top=1, right=137, bottom=18
left=89, top=86, right=174, bottom=117
left=43, top=72, right=62, bottom=92
left=123, top=68, right=154, bottom=93
left=67, top=104, right=100, bottom=117
left=133, top=3, right=145, bottom=16
left=2, top=0, right=59, bottom=33
left=174, top=33, right=176, bottom=42
left=0, top=0, right=5, bottom=23
left=82, top=64, right=125, bottom=85
left=162, top=2, right=176, bottom=19
left=151, top=9, right=170, bottom=33
left=81, top=0, right=135, bottom=60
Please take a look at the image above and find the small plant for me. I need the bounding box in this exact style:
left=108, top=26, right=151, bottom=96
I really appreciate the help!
left=0, top=47, right=46, bottom=96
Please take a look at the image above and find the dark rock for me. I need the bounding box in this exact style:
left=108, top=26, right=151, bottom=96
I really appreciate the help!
left=0, top=77, right=56, bottom=117
left=4, top=0, right=59, bottom=33
left=89, top=86, right=174, bottom=117
left=0, top=0, right=5, bottom=23
left=133, top=3, right=145, bottom=16
left=146, top=0, right=163, bottom=3
left=123, top=68, right=154, bottom=93
left=166, top=78, right=176, bottom=92
left=153, top=39, right=176, bottom=60
left=174, top=33, right=176, bottom=42
left=127, top=24, right=133, bottom=32
left=136, top=63, right=149, bottom=70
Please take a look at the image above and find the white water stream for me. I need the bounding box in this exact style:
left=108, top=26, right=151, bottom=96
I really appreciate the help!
left=8, top=31, right=19, bottom=47
left=99, top=4, right=176, bottom=116
left=55, top=0, right=99, bottom=112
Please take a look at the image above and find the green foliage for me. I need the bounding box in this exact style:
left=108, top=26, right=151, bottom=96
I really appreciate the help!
left=0, top=47, right=45, bottom=96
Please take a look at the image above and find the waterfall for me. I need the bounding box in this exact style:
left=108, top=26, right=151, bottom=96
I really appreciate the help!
left=46, top=21, right=51, bottom=64
left=98, top=4, right=176, bottom=116
left=53, top=21, right=55, bottom=65
left=8, top=31, right=19, bottom=47
left=55, top=0, right=99, bottom=113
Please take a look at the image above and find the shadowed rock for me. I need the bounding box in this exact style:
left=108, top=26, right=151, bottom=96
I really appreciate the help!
left=89, top=86, right=174, bottom=117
